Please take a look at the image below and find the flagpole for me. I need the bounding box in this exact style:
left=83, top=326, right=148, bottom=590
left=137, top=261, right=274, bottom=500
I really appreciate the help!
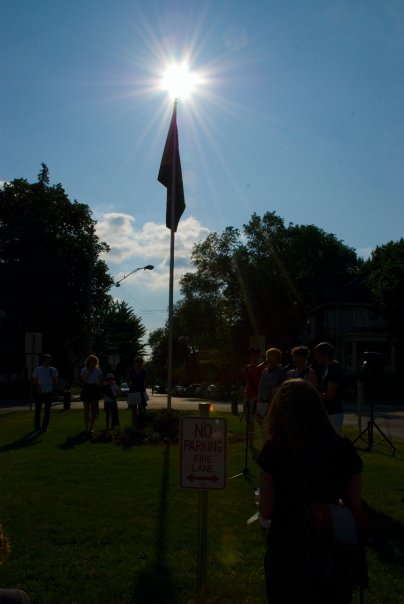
left=167, top=98, right=178, bottom=411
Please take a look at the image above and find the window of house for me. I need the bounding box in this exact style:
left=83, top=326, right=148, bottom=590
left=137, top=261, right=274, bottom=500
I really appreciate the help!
left=353, top=307, right=368, bottom=327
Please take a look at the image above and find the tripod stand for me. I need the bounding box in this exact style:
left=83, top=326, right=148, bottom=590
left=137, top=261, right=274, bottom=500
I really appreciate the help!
left=353, top=396, right=396, bottom=453
left=230, top=400, right=253, bottom=479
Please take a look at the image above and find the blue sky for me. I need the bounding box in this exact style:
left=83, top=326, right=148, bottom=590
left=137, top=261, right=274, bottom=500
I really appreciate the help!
left=1, top=0, right=404, bottom=346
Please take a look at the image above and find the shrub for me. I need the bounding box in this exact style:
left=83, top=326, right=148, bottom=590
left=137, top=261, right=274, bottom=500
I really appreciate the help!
left=151, top=409, right=180, bottom=441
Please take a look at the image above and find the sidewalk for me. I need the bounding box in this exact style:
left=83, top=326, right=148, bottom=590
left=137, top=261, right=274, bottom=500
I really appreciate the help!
left=1, top=395, right=403, bottom=440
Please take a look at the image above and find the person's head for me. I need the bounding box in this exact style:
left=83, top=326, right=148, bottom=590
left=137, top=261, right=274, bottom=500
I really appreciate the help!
left=248, top=347, right=260, bottom=365
left=106, top=373, right=115, bottom=383
left=263, top=379, right=336, bottom=449
left=85, top=354, right=99, bottom=369
left=134, top=356, right=144, bottom=367
left=42, top=354, right=52, bottom=366
left=314, top=342, right=334, bottom=366
left=291, top=345, right=310, bottom=368
left=266, top=347, right=282, bottom=369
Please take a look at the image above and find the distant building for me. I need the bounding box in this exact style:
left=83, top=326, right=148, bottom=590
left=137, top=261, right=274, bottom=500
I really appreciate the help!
left=307, top=280, right=395, bottom=376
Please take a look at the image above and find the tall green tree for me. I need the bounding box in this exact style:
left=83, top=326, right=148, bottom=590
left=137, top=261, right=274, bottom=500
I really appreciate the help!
left=0, top=165, right=114, bottom=378
left=148, top=306, right=199, bottom=386
left=365, top=239, right=404, bottom=358
left=148, top=211, right=361, bottom=384
left=95, top=300, right=147, bottom=382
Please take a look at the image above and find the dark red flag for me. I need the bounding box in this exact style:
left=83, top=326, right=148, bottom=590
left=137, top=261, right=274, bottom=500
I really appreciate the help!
left=158, top=105, right=186, bottom=232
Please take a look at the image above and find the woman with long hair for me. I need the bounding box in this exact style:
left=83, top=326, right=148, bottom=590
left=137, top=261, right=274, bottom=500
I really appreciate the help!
left=80, top=354, right=103, bottom=437
left=258, top=379, right=368, bottom=604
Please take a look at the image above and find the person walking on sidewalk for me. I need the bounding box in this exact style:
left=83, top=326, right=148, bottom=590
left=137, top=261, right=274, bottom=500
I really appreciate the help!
left=32, top=354, right=58, bottom=433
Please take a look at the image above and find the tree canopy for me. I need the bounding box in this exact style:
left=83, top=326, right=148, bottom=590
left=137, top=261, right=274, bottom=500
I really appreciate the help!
left=149, top=211, right=361, bottom=384
left=365, top=239, right=404, bottom=347
left=94, top=300, right=147, bottom=382
left=0, top=166, right=145, bottom=386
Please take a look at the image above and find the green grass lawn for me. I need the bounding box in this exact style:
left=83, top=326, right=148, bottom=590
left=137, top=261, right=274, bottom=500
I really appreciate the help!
left=0, top=408, right=403, bottom=604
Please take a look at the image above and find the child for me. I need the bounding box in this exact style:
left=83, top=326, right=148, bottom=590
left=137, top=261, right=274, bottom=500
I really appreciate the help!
left=103, top=373, right=120, bottom=431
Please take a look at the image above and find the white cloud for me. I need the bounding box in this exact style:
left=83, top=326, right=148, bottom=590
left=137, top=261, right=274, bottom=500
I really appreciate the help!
left=96, top=212, right=210, bottom=292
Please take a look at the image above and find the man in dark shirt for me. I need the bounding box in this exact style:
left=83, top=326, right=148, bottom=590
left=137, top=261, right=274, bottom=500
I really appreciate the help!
left=314, top=342, right=344, bottom=434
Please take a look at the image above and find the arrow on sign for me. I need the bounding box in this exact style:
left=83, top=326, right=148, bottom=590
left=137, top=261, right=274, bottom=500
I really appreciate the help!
left=187, top=474, right=219, bottom=483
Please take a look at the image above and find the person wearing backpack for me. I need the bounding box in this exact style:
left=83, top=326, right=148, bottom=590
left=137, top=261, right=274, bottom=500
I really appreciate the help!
left=257, top=379, right=369, bottom=604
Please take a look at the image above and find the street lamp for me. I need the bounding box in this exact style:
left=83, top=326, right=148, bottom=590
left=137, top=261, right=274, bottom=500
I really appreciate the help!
left=115, top=264, right=154, bottom=287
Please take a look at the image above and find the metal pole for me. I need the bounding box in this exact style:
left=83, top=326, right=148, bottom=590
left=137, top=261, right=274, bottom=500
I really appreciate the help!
left=357, top=380, right=363, bottom=433
left=167, top=99, right=178, bottom=412
left=197, top=402, right=210, bottom=603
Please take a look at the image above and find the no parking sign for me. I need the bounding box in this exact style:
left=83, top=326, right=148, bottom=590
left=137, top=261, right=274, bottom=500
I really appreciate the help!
left=180, top=417, right=227, bottom=489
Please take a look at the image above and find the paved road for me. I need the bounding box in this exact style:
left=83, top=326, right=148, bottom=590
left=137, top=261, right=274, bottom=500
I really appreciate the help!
left=1, top=392, right=403, bottom=441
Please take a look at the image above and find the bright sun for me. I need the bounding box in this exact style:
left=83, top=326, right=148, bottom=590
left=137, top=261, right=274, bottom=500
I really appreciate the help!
left=161, top=62, right=199, bottom=100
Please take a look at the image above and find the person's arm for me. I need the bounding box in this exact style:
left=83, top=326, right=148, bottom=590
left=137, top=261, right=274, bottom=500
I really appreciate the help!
left=308, top=368, right=319, bottom=390
left=258, top=469, right=276, bottom=520
left=257, top=370, right=267, bottom=403
left=324, top=381, right=338, bottom=401
left=345, top=473, right=369, bottom=542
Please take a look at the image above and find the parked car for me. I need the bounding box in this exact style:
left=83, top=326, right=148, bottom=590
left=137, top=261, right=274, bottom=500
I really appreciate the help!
left=174, top=385, right=187, bottom=396
left=120, top=382, right=130, bottom=397
left=186, top=383, right=201, bottom=397
left=152, top=384, right=166, bottom=394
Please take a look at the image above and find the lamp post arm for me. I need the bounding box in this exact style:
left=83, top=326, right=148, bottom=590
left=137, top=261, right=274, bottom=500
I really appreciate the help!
left=115, top=264, right=154, bottom=287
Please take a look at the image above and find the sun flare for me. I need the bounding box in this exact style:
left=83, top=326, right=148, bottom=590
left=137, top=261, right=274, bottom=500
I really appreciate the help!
left=161, top=62, right=199, bottom=100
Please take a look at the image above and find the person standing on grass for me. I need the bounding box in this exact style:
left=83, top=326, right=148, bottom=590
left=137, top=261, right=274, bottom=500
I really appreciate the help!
left=103, top=373, right=120, bottom=431
left=287, top=345, right=318, bottom=389
left=127, top=356, right=148, bottom=429
left=314, top=342, right=345, bottom=434
left=258, top=379, right=369, bottom=604
left=80, top=355, right=103, bottom=437
left=32, top=354, right=58, bottom=433
left=242, top=347, right=267, bottom=450
left=256, top=348, right=286, bottom=426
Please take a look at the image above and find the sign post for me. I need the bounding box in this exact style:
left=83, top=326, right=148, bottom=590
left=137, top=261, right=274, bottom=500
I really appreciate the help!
left=180, top=403, right=227, bottom=603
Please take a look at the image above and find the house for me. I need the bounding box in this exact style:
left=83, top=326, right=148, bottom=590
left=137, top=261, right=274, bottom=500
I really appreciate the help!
left=306, top=280, right=396, bottom=376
